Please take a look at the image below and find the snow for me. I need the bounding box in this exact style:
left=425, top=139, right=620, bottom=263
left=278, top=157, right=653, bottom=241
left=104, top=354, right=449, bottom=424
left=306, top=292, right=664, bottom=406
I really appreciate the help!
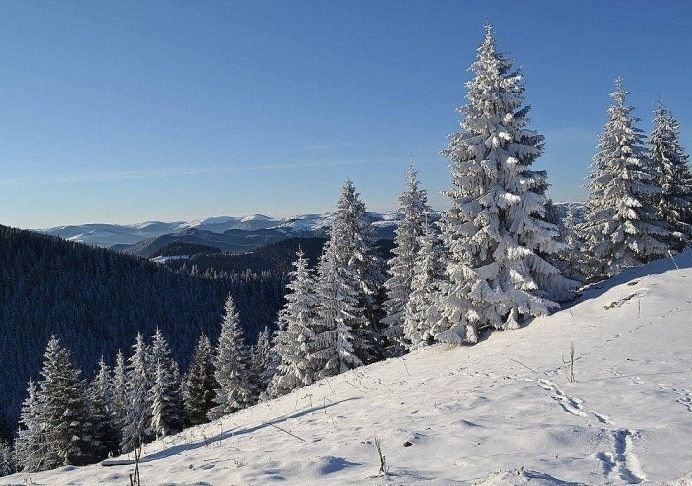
left=4, top=252, right=692, bottom=485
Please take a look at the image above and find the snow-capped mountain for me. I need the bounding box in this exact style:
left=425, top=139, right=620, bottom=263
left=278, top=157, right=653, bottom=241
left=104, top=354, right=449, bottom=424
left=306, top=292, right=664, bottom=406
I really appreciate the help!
left=39, top=211, right=409, bottom=249
left=4, top=251, right=690, bottom=485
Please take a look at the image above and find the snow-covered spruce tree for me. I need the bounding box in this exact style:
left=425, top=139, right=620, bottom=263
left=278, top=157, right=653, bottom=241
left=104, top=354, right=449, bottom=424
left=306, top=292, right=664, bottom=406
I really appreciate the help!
left=314, top=179, right=384, bottom=367
left=403, top=222, right=446, bottom=348
left=584, top=78, right=669, bottom=279
left=249, top=327, right=273, bottom=400
left=558, top=205, right=587, bottom=281
left=0, top=439, right=14, bottom=477
left=87, top=357, right=119, bottom=459
left=208, top=295, right=253, bottom=420
left=110, top=350, right=128, bottom=441
left=268, top=249, right=319, bottom=397
left=380, top=166, right=432, bottom=356
left=13, top=380, right=44, bottom=472
left=310, top=248, right=363, bottom=378
left=437, top=24, right=576, bottom=342
left=183, top=333, right=217, bottom=426
left=33, top=336, right=94, bottom=469
left=121, top=333, right=151, bottom=452
left=148, top=328, right=185, bottom=439
left=649, top=102, right=692, bottom=250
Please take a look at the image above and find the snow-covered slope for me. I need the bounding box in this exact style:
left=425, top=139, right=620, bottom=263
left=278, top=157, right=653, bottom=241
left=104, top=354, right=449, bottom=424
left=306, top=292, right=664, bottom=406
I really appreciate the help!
left=5, top=253, right=691, bottom=485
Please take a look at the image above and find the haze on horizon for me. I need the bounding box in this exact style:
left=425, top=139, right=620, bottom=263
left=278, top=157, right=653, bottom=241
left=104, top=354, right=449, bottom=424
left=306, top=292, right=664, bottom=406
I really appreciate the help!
left=0, top=0, right=691, bottom=228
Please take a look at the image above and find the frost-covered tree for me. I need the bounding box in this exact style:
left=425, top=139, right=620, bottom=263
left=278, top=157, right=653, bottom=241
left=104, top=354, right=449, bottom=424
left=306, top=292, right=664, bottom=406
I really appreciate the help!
left=313, top=179, right=383, bottom=366
left=381, top=166, right=432, bottom=356
left=437, top=24, right=575, bottom=342
left=249, top=327, right=273, bottom=400
left=87, top=359, right=118, bottom=459
left=311, top=249, right=363, bottom=378
left=584, top=78, right=669, bottom=278
left=208, top=295, right=253, bottom=419
left=183, top=333, right=217, bottom=426
left=269, top=250, right=319, bottom=397
left=0, top=440, right=14, bottom=477
left=121, top=333, right=151, bottom=452
left=649, top=102, right=692, bottom=250
left=148, top=328, right=185, bottom=439
left=403, top=223, right=445, bottom=348
left=13, top=380, right=43, bottom=472
left=110, top=350, right=127, bottom=438
left=558, top=206, right=587, bottom=281
left=26, top=337, right=94, bottom=470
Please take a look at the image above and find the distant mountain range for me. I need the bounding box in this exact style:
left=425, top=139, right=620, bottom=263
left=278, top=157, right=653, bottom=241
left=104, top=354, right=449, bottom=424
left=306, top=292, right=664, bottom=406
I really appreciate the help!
left=39, top=203, right=584, bottom=258
left=39, top=211, right=406, bottom=257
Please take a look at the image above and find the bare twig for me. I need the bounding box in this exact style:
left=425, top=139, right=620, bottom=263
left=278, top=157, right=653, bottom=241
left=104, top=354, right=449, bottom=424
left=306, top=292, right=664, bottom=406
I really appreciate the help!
left=562, top=342, right=576, bottom=383
left=511, top=358, right=537, bottom=374
left=268, top=423, right=306, bottom=443
left=402, top=357, right=411, bottom=377
left=373, top=436, right=389, bottom=475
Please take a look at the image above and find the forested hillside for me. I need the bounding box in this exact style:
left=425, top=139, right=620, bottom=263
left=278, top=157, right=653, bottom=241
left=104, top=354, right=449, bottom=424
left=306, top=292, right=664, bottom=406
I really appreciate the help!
left=0, top=225, right=286, bottom=441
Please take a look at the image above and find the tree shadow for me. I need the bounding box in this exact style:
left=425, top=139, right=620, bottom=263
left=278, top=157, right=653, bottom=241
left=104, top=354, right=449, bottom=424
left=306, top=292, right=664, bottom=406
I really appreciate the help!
left=139, top=396, right=362, bottom=463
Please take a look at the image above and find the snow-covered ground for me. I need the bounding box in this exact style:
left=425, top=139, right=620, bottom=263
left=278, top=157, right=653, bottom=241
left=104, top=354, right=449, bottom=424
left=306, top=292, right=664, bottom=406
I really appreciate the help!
left=4, top=252, right=691, bottom=485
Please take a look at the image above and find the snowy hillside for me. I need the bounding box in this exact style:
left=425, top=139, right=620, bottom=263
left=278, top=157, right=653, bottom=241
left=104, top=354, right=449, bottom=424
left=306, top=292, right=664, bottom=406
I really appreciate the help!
left=4, top=253, right=691, bottom=485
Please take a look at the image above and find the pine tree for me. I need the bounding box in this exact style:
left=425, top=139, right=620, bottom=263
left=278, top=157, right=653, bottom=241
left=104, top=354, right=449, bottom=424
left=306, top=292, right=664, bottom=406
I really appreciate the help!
left=148, top=328, right=185, bottom=440
left=31, top=337, right=93, bottom=469
left=87, top=358, right=118, bottom=459
left=403, top=223, right=445, bottom=347
left=558, top=206, right=587, bottom=281
left=183, top=333, right=217, bottom=426
left=584, top=78, right=670, bottom=278
left=311, top=249, right=363, bottom=378
left=269, top=250, right=319, bottom=397
left=13, top=380, right=44, bottom=472
left=249, top=327, right=273, bottom=400
left=381, top=166, right=432, bottom=356
left=437, top=24, right=576, bottom=342
left=110, top=350, right=128, bottom=441
left=121, top=333, right=151, bottom=452
left=0, top=440, right=14, bottom=477
left=208, top=295, right=253, bottom=420
left=649, top=101, right=692, bottom=250
left=313, top=179, right=383, bottom=367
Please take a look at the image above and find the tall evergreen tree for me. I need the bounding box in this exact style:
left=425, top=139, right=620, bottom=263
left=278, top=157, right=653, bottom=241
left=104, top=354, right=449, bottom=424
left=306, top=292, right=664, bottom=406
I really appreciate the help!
left=249, top=327, right=273, bottom=400
left=121, top=333, right=151, bottom=452
left=381, top=166, right=432, bottom=356
left=110, top=350, right=128, bottom=442
left=14, top=380, right=44, bottom=473
left=148, top=328, right=185, bottom=439
left=183, top=334, right=217, bottom=426
left=558, top=206, right=587, bottom=281
left=313, top=179, right=383, bottom=367
left=208, top=296, right=253, bottom=420
left=584, top=78, right=669, bottom=278
left=269, top=250, right=319, bottom=397
left=649, top=102, right=692, bottom=250
left=87, top=358, right=118, bottom=459
left=25, top=337, right=94, bottom=470
left=403, top=223, right=445, bottom=347
left=437, top=25, right=575, bottom=342
left=0, top=439, right=14, bottom=477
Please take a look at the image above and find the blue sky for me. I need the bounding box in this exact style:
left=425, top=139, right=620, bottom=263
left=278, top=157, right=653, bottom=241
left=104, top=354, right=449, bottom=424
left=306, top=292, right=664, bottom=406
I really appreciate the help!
left=0, top=1, right=690, bottom=228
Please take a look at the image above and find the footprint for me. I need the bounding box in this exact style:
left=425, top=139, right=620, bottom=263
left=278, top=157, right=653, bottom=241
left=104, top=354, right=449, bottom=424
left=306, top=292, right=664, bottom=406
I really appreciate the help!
left=591, top=411, right=614, bottom=425
left=672, top=388, right=692, bottom=412
left=596, top=429, right=646, bottom=484
left=537, top=379, right=587, bottom=417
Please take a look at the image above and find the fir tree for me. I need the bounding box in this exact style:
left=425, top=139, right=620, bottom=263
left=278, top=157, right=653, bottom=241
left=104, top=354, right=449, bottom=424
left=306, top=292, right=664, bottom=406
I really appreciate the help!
left=649, top=101, right=692, bottom=250
left=183, top=333, right=217, bottom=426
left=110, top=350, right=128, bottom=441
left=32, top=337, right=93, bottom=469
left=0, top=439, right=14, bottom=477
left=403, top=223, right=445, bottom=347
left=381, top=166, right=432, bottom=356
left=269, top=250, right=319, bottom=397
left=437, top=24, right=575, bottom=341
left=584, top=78, right=669, bottom=278
left=87, top=358, right=118, bottom=459
left=249, top=327, right=273, bottom=400
left=148, top=328, right=185, bottom=440
left=558, top=206, right=587, bottom=281
left=313, top=179, right=383, bottom=367
left=208, top=295, right=253, bottom=420
left=13, top=380, right=44, bottom=473
left=121, top=333, right=151, bottom=452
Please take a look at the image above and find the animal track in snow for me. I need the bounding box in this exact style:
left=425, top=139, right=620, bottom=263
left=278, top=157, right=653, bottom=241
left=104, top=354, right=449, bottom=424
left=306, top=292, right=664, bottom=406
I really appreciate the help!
left=672, top=388, right=692, bottom=412
left=596, top=429, right=646, bottom=484
left=537, top=379, right=587, bottom=417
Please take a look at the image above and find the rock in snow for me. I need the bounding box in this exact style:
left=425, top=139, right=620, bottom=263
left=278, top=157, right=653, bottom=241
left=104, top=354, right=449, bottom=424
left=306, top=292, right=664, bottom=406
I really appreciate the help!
left=3, top=252, right=691, bottom=485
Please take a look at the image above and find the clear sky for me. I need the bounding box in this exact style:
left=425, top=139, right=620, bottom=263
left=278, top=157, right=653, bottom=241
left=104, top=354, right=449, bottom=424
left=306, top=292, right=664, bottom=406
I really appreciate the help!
left=1, top=1, right=691, bottom=228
